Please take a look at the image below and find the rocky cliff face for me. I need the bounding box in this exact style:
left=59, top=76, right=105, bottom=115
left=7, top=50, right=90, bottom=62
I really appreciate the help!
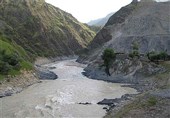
left=0, top=0, right=95, bottom=57
left=81, top=1, right=170, bottom=63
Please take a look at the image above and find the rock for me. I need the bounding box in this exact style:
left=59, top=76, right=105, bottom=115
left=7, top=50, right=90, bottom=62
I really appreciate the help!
left=48, top=67, right=56, bottom=70
left=97, top=99, right=116, bottom=106
left=6, top=87, right=13, bottom=91
left=38, top=81, right=43, bottom=83
left=37, top=70, right=58, bottom=80
left=78, top=102, right=92, bottom=105
left=4, top=91, right=13, bottom=96
left=103, top=107, right=108, bottom=110
left=151, top=89, right=170, bottom=98
left=15, top=88, right=23, bottom=94
left=0, top=93, right=5, bottom=98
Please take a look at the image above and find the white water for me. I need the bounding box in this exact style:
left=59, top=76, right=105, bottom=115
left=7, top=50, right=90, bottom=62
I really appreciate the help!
left=0, top=59, right=137, bottom=118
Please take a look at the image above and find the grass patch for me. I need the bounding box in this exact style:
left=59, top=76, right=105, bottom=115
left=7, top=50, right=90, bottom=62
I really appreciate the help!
left=20, top=61, right=33, bottom=70
left=114, top=102, right=138, bottom=118
left=114, top=94, right=157, bottom=118
left=8, top=69, right=21, bottom=76
left=114, top=95, right=145, bottom=118
left=0, top=74, right=4, bottom=80
left=147, top=97, right=157, bottom=106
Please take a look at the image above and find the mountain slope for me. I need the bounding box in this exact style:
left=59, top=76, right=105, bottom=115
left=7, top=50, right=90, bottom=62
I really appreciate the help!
left=87, top=13, right=114, bottom=27
left=0, top=0, right=95, bottom=57
left=0, top=34, right=32, bottom=79
left=80, top=0, right=170, bottom=63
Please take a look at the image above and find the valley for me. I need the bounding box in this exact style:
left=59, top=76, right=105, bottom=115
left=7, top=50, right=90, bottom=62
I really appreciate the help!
left=0, top=0, right=170, bottom=118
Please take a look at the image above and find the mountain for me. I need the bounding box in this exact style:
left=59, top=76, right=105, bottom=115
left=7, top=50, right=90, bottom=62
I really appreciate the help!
left=0, top=0, right=95, bottom=58
left=80, top=0, right=170, bottom=63
left=80, top=1, right=170, bottom=117
left=87, top=13, right=114, bottom=27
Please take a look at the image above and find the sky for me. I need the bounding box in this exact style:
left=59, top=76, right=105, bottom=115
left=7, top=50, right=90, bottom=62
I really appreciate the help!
left=45, top=0, right=170, bottom=23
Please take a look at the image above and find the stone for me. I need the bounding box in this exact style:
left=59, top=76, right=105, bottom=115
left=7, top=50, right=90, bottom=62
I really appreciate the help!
left=97, top=99, right=116, bottom=106
left=78, top=102, right=92, bottom=105
left=48, top=67, right=56, bottom=70
left=37, top=70, right=58, bottom=80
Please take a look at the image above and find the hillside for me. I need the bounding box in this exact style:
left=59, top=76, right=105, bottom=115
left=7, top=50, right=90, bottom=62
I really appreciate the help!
left=0, top=34, right=32, bottom=79
left=0, top=0, right=95, bottom=57
left=78, top=1, right=170, bottom=117
left=79, top=0, right=170, bottom=63
left=87, top=13, right=114, bottom=27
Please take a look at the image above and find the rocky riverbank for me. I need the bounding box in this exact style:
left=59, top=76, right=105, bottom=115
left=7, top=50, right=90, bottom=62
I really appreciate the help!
left=82, top=56, right=170, bottom=117
left=0, top=56, right=77, bottom=98
left=82, top=55, right=166, bottom=92
left=0, top=57, right=59, bottom=98
left=0, top=71, right=39, bottom=98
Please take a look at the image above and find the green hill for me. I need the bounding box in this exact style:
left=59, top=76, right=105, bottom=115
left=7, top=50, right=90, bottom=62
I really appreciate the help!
left=0, top=0, right=95, bottom=57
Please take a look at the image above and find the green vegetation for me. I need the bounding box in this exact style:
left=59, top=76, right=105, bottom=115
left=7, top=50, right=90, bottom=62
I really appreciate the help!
left=129, top=42, right=140, bottom=59
left=0, top=74, right=4, bottom=80
left=114, top=95, right=144, bottom=118
left=20, top=61, right=33, bottom=70
left=102, top=48, right=116, bottom=76
left=84, top=24, right=102, bottom=33
left=0, top=35, right=33, bottom=79
left=0, top=49, right=20, bottom=75
left=0, top=0, right=96, bottom=58
left=147, top=97, right=157, bottom=106
left=147, top=51, right=169, bottom=63
left=114, top=94, right=158, bottom=118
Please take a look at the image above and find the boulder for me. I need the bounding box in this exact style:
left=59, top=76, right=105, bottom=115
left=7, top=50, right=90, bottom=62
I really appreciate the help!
left=37, top=70, right=58, bottom=80
left=97, top=99, right=116, bottom=106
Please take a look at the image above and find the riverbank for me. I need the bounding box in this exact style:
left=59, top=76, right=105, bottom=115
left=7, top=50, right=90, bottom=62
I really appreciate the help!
left=82, top=59, right=170, bottom=117
left=0, top=57, right=51, bottom=98
left=0, top=70, right=39, bottom=98
left=0, top=56, right=74, bottom=98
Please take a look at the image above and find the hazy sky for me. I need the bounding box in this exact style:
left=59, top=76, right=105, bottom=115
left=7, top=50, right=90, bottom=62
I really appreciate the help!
left=45, top=0, right=169, bottom=23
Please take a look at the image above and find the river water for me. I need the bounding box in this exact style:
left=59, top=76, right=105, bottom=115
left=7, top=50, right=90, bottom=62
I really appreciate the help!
left=0, top=59, right=137, bottom=118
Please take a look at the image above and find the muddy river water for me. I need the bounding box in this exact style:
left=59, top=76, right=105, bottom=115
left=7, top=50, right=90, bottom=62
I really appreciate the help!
left=0, top=59, right=137, bottom=118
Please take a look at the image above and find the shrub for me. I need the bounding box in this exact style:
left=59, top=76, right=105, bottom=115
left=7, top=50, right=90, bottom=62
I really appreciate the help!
left=0, top=49, right=20, bottom=75
left=3, top=53, right=20, bottom=66
left=0, top=61, right=11, bottom=74
left=129, top=42, right=140, bottom=59
left=147, top=51, right=168, bottom=62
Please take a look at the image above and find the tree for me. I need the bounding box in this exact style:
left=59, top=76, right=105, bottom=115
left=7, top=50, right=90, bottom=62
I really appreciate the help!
left=102, top=48, right=116, bottom=76
left=129, top=42, right=140, bottom=59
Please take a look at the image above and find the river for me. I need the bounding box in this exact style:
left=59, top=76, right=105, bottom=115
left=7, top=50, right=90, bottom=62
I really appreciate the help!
left=0, top=59, right=137, bottom=118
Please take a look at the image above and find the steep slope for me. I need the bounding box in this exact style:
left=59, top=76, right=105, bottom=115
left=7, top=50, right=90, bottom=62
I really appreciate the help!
left=88, top=13, right=114, bottom=27
left=0, top=0, right=95, bottom=57
left=80, top=0, right=170, bottom=63
left=0, top=34, right=32, bottom=79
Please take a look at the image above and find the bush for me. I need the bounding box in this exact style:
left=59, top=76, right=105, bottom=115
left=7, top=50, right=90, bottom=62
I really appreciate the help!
left=3, top=53, right=20, bottom=66
left=0, top=49, right=20, bottom=75
left=102, top=48, right=116, bottom=76
left=129, top=42, right=140, bottom=59
left=0, top=61, right=11, bottom=74
left=147, top=51, right=168, bottom=62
